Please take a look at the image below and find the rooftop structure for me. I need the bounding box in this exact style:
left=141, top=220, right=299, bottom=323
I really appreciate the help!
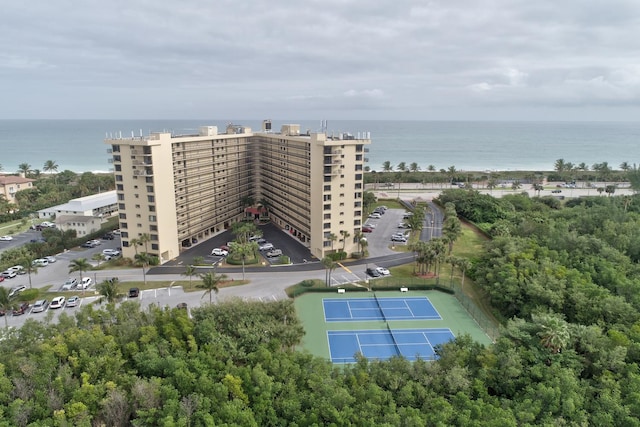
left=38, top=190, right=118, bottom=219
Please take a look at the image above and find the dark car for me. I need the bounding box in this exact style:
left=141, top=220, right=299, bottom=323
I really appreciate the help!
left=102, top=233, right=115, bottom=240
left=366, top=268, right=381, bottom=278
left=362, top=226, right=373, bottom=233
left=128, top=288, right=140, bottom=298
left=176, top=302, right=188, bottom=310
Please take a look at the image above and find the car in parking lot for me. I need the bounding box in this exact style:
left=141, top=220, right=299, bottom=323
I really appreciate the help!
left=552, top=189, right=562, bottom=194
left=50, top=296, right=66, bottom=309
left=102, top=249, right=121, bottom=257
left=128, top=288, right=140, bottom=298
left=391, top=235, right=408, bottom=242
left=32, top=258, right=49, bottom=267
left=1, top=270, right=17, bottom=279
left=66, top=296, right=80, bottom=307
left=45, top=256, right=57, bottom=263
left=366, top=267, right=381, bottom=278
left=376, top=266, right=391, bottom=276
left=368, top=213, right=381, bottom=219
left=211, top=248, right=229, bottom=257
left=8, top=285, right=27, bottom=298
left=9, top=265, right=26, bottom=275
left=61, top=278, right=78, bottom=290
left=12, top=302, right=30, bottom=316
left=81, top=241, right=95, bottom=248
left=79, top=277, right=93, bottom=289
left=32, top=299, right=49, bottom=313
left=259, top=243, right=274, bottom=251
left=403, top=212, right=413, bottom=219
left=362, top=226, right=373, bottom=233
left=0, top=235, right=13, bottom=241
left=102, top=233, right=115, bottom=240
left=398, top=223, right=409, bottom=228
left=266, top=249, right=283, bottom=258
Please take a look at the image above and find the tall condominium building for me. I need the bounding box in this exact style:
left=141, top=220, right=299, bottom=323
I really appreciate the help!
left=105, top=121, right=371, bottom=263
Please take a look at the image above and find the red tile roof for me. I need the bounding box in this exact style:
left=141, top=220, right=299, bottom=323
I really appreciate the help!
left=0, top=175, right=35, bottom=185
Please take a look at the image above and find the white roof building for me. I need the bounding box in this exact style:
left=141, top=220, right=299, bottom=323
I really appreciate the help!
left=38, top=191, right=118, bottom=220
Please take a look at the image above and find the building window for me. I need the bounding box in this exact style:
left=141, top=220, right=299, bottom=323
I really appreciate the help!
left=119, top=213, right=127, bottom=219
left=355, top=174, right=362, bottom=180
left=324, top=223, right=331, bottom=229
left=323, top=195, right=331, bottom=201
left=150, top=234, right=158, bottom=241
left=355, top=164, right=363, bottom=171
left=355, top=183, right=362, bottom=189
left=148, top=195, right=155, bottom=202
left=118, top=203, right=125, bottom=210
left=149, top=215, right=157, bottom=222
left=117, top=194, right=124, bottom=201
left=114, top=165, right=121, bottom=171
left=354, top=219, right=361, bottom=226
left=147, top=186, right=154, bottom=192
left=121, top=232, right=128, bottom=238
left=121, top=223, right=128, bottom=229
left=151, top=244, right=159, bottom=250
left=324, top=204, right=331, bottom=210
left=323, top=241, right=331, bottom=247
left=355, top=210, right=361, bottom=216
left=150, top=225, right=158, bottom=231
left=115, top=175, right=123, bottom=182
left=324, top=185, right=331, bottom=191
left=324, top=213, right=331, bottom=219
left=116, top=184, right=124, bottom=191
left=149, top=205, right=156, bottom=212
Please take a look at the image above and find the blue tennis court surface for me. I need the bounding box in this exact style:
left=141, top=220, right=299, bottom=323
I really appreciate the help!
left=323, top=297, right=441, bottom=322
left=328, top=328, right=455, bottom=363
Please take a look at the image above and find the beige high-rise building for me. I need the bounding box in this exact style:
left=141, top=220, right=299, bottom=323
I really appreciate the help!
left=105, top=121, right=370, bottom=263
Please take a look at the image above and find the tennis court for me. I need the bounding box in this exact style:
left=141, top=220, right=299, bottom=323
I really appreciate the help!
left=323, top=296, right=441, bottom=322
left=328, top=328, right=455, bottom=363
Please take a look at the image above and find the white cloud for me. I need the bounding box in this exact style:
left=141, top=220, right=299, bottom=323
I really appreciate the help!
left=1, top=0, right=640, bottom=119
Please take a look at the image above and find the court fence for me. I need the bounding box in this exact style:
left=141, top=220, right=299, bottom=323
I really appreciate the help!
left=291, top=280, right=501, bottom=342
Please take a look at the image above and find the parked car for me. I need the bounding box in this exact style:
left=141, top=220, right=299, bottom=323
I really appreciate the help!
left=0, top=235, right=13, bottom=241
left=50, top=296, right=66, bottom=309
left=211, top=248, right=229, bottom=257
left=0, top=276, right=4, bottom=283
left=391, top=235, right=408, bottom=242
left=66, top=296, right=80, bottom=307
left=368, top=213, right=381, bottom=219
left=376, top=266, right=391, bottom=276
left=219, top=245, right=230, bottom=252
left=1, top=270, right=17, bottom=279
left=32, top=299, right=49, bottom=313
left=362, top=226, right=373, bottom=233
left=176, top=302, right=188, bottom=310
left=61, top=278, right=78, bottom=290
left=32, top=258, right=49, bottom=267
left=128, top=288, right=140, bottom=298
left=552, top=189, right=562, bottom=193
left=45, top=256, right=57, bottom=263
left=8, top=285, right=27, bottom=298
left=364, top=223, right=376, bottom=229
left=102, top=233, right=115, bottom=240
left=13, top=302, right=30, bottom=316
left=102, top=249, right=121, bottom=257
left=403, top=212, right=413, bottom=219
left=266, top=249, right=283, bottom=258
left=259, top=243, right=274, bottom=251
left=366, top=268, right=381, bottom=278
left=9, top=265, right=26, bottom=275
left=81, top=242, right=95, bottom=248
left=79, top=277, right=93, bottom=289
left=398, top=223, right=409, bottom=228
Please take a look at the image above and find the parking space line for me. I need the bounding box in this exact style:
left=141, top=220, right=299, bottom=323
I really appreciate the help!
left=337, top=262, right=352, bottom=274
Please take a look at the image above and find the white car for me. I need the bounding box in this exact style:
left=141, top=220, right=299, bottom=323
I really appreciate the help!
left=61, top=278, right=78, bottom=290
left=8, top=265, right=25, bottom=275
left=66, top=296, right=80, bottom=307
left=32, top=299, right=48, bottom=313
left=266, top=249, right=283, bottom=258
left=0, top=235, right=13, bottom=241
left=50, top=296, right=66, bottom=309
left=45, top=256, right=57, bottom=263
left=211, top=248, right=229, bottom=257
left=102, top=249, right=121, bottom=257
left=368, top=213, right=382, bottom=219
left=376, top=267, right=391, bottom=276
left=391, top=235, right=408, bottom=242
left=259, top=243, right=274, bottom=251
left=79, top=277, right=93, bottom=289
left=364, top=223, right=376, bottom=229
left=398, top=223, right=409, bottom=228
left=8, top=285, right=27, bottom=298
left=1, top=270, right=17, bottom=279
left=32, top=258, right=49, bottom=267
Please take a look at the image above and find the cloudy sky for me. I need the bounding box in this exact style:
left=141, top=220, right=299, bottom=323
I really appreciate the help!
left=2, top=0, right=640, bottom=120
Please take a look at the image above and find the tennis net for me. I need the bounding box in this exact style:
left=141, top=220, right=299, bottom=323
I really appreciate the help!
left=373, top=293, right=386, bottom=321
left=386, top=323, right=402, bottom=356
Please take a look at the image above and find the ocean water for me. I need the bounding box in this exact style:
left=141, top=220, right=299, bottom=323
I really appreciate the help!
left=0, top=119, right=639, bottom=174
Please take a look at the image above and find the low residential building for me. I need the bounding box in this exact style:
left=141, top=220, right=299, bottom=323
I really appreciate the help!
left=0, top=175, right=35, bottom=205
left=37, top=190, right=118, bottom=219
left=55, top=215, right=102, bottom=236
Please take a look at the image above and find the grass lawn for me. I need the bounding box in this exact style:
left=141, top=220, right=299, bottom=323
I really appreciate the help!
left=0, top=218, right=31, bottom=235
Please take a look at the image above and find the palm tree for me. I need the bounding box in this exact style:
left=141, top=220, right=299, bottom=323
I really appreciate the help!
left=134, top=252, right=152, bottom=286
left=198, top=271, right=228, bottom=304
left=340, top=230, right=350, bottom=252
left=97, top=278, right=121, bottom=304
left=229, top=242, right=256, bottom=280
left=43, top=160, right=59, bottom=178
left=20, top=257, right=38, bottom=289
left=129, top=237, right=140, bottom=256
left=533, top=313, right=570, bottom=354
left=382, top=161, right=392, bottom=172
left=457, top=258, right=472, bottom=292
left=511, top=181, right=522, bottom=191
left=620, top=161, right=631, bottom=172
left=0, top=287, right=14, bottom=328
left=182, top=265, right=198, bottom=289
left=427, top=164, right=436, bottom=172
left=328, top=233, right=337, bottom=252
left=554, top=158, right=567, bottom=173
left=397, top=162, right=407, bottom=172
left=532, top=183, right=544, bottom=196
left=321, top=256, right=336, bottom=287
left=138, top=233, right=151, bottom=253
left=409, top=162, right=420, bottom=173
left=17, top=163, right=31, bottom=177
left=92, top=253, right=106, bottom=267
left=68, top=258, right=91, bottom=286
left=442, top=216, right=462, bottom=254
